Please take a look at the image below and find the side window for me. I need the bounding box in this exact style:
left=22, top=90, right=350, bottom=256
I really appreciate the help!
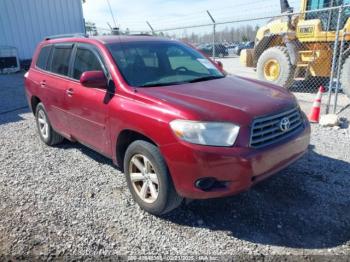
left=50, top=46, right=73, bottom=76
left=72, top=48, right=103, bottom=80
left=36, top=45, right=52, bottom=70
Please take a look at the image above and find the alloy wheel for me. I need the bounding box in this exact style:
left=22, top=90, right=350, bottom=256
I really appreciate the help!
left=37, top=109, right=49, bottom=140
left=129, top=154, right=159, bottom=203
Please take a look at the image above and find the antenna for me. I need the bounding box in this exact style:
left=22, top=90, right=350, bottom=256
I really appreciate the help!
left=146, top=21, right=155, bottom=35
left=106, top=0, right=117, bottom=28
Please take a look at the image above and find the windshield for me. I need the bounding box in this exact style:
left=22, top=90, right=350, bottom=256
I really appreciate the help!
left=306, top=0, right=348, bottom=10
left=305, top=0, right=350, bottom=30
left=107, top=41, right=224, bottom=87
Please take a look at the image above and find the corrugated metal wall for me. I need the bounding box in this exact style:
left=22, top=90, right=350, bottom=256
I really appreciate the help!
left=0, top=0, right=85, bottom=60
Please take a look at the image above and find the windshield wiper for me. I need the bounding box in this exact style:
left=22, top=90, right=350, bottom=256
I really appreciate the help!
left=139, top=75, right=224, bottom=87
left=188, top=75, right=224, bottom=83
left=140, top=81, right=187, bottom=87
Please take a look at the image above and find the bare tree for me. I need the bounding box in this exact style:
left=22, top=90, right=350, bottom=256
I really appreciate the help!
left=85, top=21, right=98, bottom=36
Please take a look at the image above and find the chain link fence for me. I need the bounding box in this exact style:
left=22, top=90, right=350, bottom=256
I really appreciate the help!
left=86, top=4, right=350, bottom=113
left=149, top=5, right=350, bottom=113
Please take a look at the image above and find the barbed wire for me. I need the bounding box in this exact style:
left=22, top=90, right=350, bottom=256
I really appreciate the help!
left=90, top=0, right=300, bottom=31
left=87, top=2, right=350, bottom=36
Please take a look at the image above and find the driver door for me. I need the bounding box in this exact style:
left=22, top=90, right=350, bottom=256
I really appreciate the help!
left=65, top=44, right=111, bottom=156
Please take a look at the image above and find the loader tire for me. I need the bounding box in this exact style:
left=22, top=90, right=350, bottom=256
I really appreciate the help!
left=257, top=46, right=295, bottom=88
left=340, top=56, right=350, bottom=99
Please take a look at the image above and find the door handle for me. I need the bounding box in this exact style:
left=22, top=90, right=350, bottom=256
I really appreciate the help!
left=66, top=88, right=74, bottom=96
left=40, top=80, right=46, bottom=88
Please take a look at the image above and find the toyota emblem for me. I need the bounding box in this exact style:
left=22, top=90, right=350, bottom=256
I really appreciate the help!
left=279, top=117, right=291, bottom=132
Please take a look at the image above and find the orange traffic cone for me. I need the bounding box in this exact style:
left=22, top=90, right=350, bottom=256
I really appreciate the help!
left=308, top=86, right=326, bottom=123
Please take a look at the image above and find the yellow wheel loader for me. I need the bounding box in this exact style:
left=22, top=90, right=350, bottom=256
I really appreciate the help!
left=240, top=0, right=350, bottom=98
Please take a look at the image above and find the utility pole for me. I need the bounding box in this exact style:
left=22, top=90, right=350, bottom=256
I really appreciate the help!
left=326, top=5, right=343, bottom=114
left=207, top=10, right=216, bottom=60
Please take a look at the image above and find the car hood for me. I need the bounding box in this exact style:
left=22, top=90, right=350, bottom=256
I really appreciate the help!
left=138, top=76, right=298, bottom=126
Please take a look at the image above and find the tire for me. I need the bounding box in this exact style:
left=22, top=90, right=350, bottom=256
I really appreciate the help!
left=340, top=55, right=350, bottom=98
left=35, top=103, right=64, bottom=146
left=124, top=140, right=183, bottom=215
left=257, top=46, right=295, bottom=88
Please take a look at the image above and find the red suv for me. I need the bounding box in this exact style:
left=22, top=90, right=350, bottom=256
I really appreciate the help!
left=24, top=34, right=310, bottom=215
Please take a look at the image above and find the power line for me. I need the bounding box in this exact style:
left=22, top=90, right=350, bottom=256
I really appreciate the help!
left=148, top=0, right=298, bottom=24
left=94, top=0, right=300, bottom=32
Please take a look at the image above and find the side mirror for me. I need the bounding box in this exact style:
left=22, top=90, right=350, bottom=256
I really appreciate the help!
left=216, top=61, right=224, bottom=71
left=80, top=71, right=107, bottom=88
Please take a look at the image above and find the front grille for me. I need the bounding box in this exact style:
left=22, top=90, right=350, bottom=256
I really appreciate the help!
left=250, top=107, right=304, bottom=148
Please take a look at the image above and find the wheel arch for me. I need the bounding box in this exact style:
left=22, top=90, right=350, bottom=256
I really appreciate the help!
left=30, top=96, right=41, bottom=115
left=115, top=129, right=158, bottom=171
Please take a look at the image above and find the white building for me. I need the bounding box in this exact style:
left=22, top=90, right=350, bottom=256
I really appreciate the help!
left=0, top=0, right=85, bottom=60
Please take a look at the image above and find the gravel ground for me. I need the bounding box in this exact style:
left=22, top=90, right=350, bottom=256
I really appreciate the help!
left=0, top=73, right=350, bottom=260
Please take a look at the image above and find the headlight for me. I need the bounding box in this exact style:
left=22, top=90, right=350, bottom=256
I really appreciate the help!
left=170, top=120, right=240, bottom=147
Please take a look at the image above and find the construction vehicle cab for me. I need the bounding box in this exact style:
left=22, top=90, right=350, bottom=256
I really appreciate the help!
left=240, top=0, right=350, bottom=98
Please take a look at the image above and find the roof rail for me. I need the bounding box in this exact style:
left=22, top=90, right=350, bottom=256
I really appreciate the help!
left=44, top=33, right=88, bottom=40
left=129, top=33, right=153, bottom=36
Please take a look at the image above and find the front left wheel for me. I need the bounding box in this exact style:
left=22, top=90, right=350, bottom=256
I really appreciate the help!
left=124, top=140, right=183, bottom=215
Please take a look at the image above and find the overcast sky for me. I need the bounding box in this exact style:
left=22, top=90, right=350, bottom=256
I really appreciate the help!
left=82, top=0, right=300, bottom=33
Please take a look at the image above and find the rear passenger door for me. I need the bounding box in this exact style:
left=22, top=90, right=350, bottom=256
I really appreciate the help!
left=65, top=43, right=111, bottom=156
left=38, top=43, right=73, bottom=136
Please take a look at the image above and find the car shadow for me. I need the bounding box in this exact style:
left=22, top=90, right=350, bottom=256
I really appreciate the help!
left=55, top=140, right=117, bottom=169
left=0, top=107, right=30, bottom=126
left=162, top=145, right=350, bottom=249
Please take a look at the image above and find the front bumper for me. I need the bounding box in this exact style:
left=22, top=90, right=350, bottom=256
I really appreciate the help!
left=160, top=122, right=310, bottom=199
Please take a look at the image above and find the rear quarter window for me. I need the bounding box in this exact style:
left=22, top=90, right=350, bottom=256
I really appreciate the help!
left=36, top=45, right=52, bottom=70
